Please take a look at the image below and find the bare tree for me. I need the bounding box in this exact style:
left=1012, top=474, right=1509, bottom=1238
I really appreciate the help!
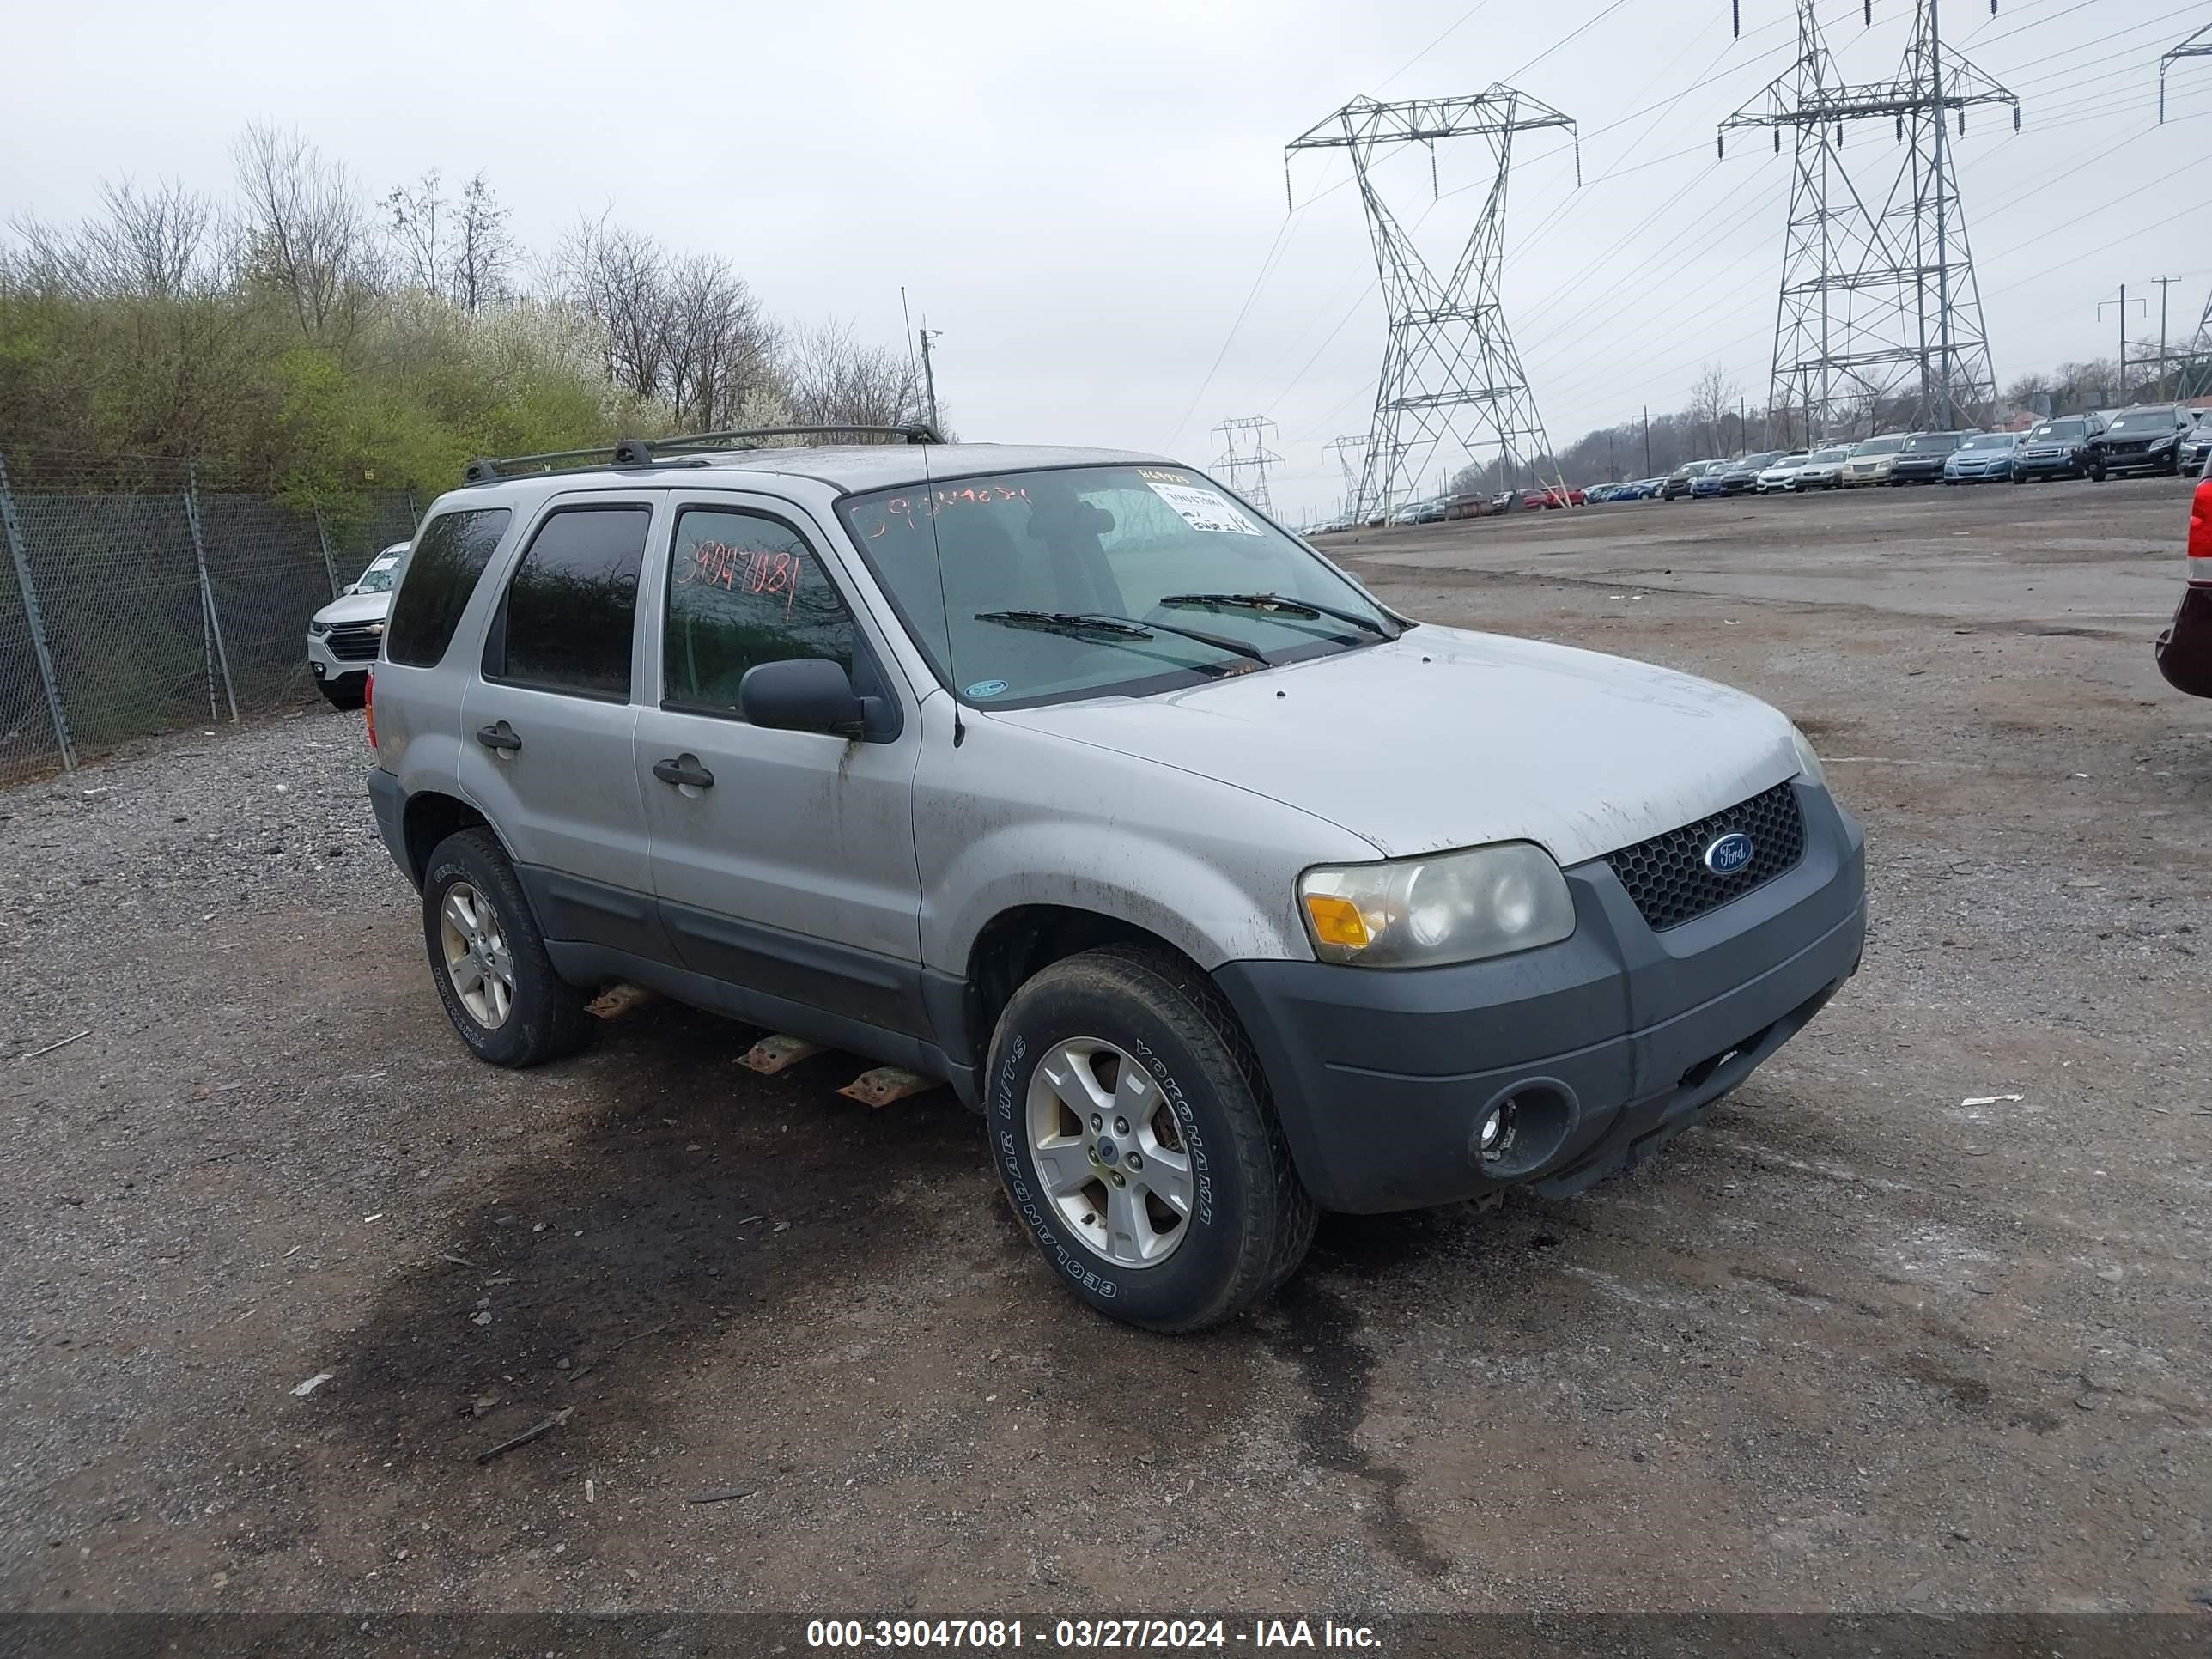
left=783, top=320, right=931, bottom=433
left=556, top=214, right=670, bottom=399
left=233, top=123, right=382, bottom=354
left=663, top=252, right=778, bottom=428
left=1688, top=362, right=1738, bottom=457
left=384, top=170, right=447, bottom=300
left=453, top=173, right=514, bottom=313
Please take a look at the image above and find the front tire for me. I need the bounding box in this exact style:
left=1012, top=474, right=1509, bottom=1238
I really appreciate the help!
left=985, top=944, right=1316, bottom=1333
left=422, top=828, right=592, bottom=1067
left=318, top=678, right=365, bottom=710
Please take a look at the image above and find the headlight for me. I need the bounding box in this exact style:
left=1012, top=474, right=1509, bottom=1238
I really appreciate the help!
left=1298, top=842, right=1575, bottom=969
left=1790, top=723, right=1827, bottom=789
left=308, top=620, right=331, bottom=637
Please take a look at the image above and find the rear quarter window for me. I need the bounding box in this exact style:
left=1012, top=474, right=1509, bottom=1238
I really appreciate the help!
left=385, top=508, right=513, bottom=668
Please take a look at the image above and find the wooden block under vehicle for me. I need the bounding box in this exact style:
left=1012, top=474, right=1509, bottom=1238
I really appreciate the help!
left=738, top=1033, right=825, bottom=1075
left=837, top=1066, right=940, bottom=1108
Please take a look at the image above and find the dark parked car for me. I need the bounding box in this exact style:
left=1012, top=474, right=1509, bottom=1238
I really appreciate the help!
left=2154, top=448, right=2212, bottom=696
left=2095, top=404, right=2199, bottom=477
left=1661, top=460, right=1717, bottom=501
left=2013, top=414, right=2109, bottom=483
left=1888, top=430, right=1978, bottom=484
left=1705, top=451, right=1785, bottom=497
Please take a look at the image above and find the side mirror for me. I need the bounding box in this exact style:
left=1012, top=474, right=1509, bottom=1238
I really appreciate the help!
left=341, top=583, right=360, bottom=597
left=739, top=657, right=867, bottom=737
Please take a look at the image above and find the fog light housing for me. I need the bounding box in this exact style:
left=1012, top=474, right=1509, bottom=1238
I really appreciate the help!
left=1477, top=1100, right=1518, bottom=1164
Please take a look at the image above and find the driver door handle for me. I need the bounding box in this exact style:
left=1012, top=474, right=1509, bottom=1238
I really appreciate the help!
left=652, top=756, right=714, bottom=790
left=475, top=721, right=521, bottom=752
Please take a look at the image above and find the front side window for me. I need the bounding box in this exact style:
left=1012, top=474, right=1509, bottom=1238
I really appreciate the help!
left=840, top=464, right=1395, bottom=707
left=664, top=507, right=857, bottom=716
left=386, top=507, right=511, bottom=668
left=487, top=505, right=648, bottom=699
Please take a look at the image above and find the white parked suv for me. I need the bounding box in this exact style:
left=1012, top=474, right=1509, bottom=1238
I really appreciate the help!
left=307, top=543, right=407, bottom=708
left=362, top=428, right=1866, bottom=1331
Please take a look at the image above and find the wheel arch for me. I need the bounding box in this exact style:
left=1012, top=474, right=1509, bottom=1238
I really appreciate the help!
left=959, top=905, right=1209, bottom=1079
left=401, top=790, right=511, bottom=888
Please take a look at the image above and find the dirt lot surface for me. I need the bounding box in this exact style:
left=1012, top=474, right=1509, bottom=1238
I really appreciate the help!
left=3, top=476, right=2209, bottom=1620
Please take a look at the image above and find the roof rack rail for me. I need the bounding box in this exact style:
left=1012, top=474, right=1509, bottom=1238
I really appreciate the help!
left=461, top=422, right=941, bottom=485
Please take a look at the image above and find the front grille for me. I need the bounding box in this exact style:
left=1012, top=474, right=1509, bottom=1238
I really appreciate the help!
left=1603, top=781, right=1807, bottom=933
left=325, top=624, right=382, bottom=663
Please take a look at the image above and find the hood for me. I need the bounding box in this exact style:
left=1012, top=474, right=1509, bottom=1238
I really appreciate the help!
left=984, top=626, right=1801, bottom=867
left=312, top=590, right=394, bottom=628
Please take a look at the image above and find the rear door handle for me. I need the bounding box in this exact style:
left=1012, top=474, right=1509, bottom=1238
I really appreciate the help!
left=475, top=721, right=521, bottom=752
left=652, top=756, right=714, bottom=790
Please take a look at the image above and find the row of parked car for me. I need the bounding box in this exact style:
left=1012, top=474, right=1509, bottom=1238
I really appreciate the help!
left=1656, top=404, right=2211, bottom=501
left=1320, top=404, right=2209, bottom=534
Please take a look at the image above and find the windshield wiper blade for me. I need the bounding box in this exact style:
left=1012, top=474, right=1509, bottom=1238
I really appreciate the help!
left=1158, top=592, right=1398, bottom=639
left=972, top=610, right=1271, bottom=665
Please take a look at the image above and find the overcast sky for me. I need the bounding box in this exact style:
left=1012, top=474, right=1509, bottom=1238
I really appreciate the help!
left=5, top=0, right=2208, bottom=514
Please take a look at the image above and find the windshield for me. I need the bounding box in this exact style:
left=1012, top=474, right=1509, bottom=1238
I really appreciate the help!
left=1763, top=454, right=1803, bottom=470
left=2029, top=420, right=2087, bottom=442
left=2105, top=411, right=2176, bottom=434
left=838, top=464, right=1395, bottom=707
left=1957, top=433, right=2014, bottom=452
left=354, top=557, right=402, bottom=593
left=1856, top=435, right=1907, bottom=456
left=1904, top=433, right=1962, bottom=453
left=1809, top=448, right=1850, bottom=464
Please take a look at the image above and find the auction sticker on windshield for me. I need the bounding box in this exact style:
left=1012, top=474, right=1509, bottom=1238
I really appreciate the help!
left=1147, top=482, right=1262, bottom=536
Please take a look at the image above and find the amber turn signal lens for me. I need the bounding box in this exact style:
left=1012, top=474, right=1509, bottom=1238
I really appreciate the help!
left=1302, top=892, right=1370, bottom=951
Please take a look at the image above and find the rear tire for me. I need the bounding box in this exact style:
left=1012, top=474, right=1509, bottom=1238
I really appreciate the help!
left=985, top=944, right=1316, bottom=1333
left=422, top=828, right=592, bottom=1067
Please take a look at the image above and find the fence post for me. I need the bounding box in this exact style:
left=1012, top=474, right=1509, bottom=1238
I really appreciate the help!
left=0, top=453, right=76, bottom=771
left=313, top=507, right=340, bottom=598
left=406, top=486, right=420, bottom=526
left=184, top=464, right=240, bottom=725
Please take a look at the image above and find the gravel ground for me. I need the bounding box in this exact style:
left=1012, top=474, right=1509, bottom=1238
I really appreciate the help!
left=2, top=477, right=2209, bottom=1620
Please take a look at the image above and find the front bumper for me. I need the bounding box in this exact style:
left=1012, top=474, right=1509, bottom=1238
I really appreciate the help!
left=1842, top=466, right=1890, bottom=487
left=1214, top=781, right=1866, bottom=1214
left=2103, top=447, right=2179, bottom=474
left=2156, top=586, right=2212, bottom=697
left=2015, top=451, right=2090, bottom=477
left=307, top=635, right=371, bottom=685
left=1889, top=464, right=1946, bottom=484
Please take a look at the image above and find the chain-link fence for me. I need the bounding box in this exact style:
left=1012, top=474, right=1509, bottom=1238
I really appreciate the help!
left=0, top=451, right=419, bottom=785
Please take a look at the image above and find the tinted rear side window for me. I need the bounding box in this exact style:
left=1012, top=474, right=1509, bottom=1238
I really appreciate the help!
left=485, top=505, right=649, bottom=699
left=385, top=508, right=512, bottom=668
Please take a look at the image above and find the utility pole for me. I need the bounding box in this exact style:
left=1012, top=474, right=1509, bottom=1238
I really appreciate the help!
left=917, top=325, right=943, bottom=433
left=1724, top=1, right=2015, bottom=435
left=2100, top=287, right=2145, bottom=398
left=2150, top=276, right=2179, bottom=398
left=1211, top=416, right=1285, bottom=514
left=1286, top=87, right=1578, bottom=523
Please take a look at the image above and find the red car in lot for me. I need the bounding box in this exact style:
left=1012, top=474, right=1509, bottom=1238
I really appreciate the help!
left=1521, top=486, right=1588, bottom=510
left=2154, top=454, right=2212, bottom=696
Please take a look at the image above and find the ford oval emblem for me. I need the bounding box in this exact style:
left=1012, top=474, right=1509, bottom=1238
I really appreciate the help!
left=1704, top=831, right=1755, bottom=876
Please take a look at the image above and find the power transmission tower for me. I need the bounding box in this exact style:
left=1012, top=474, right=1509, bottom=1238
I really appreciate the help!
left=1724, top=2, right=2017, bottom=437
left=2182, top=285, right=2212, bottom=399
left=1322, top=434, right=1368, bottom=520
left=1211, top=416, right=1285, bottom=514
left=2161, top=23, right=2212, bottom=121
left=1286, top=88, right=1576, bottom=523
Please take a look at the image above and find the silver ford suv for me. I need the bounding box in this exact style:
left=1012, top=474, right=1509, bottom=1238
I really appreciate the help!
left=364, top=427, right=1865, bottom=1332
